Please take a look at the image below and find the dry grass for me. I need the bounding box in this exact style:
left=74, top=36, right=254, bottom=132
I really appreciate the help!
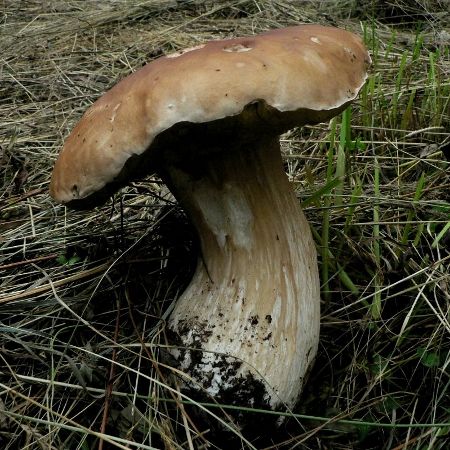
left=1, top=1, right=449, bottom=449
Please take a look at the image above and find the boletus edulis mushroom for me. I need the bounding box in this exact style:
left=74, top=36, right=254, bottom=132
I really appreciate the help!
left=50, top=25, right=371, bottom=411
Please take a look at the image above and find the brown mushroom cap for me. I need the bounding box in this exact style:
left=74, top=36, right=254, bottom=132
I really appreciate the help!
left=50, top=24, right=371, bottom=205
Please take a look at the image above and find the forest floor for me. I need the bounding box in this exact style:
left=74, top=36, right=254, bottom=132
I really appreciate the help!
left=1, top=1, right=449, bottom=449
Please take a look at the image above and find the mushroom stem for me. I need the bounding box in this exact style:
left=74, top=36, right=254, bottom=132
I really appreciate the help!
left=164, top=136, right=320, bottom=410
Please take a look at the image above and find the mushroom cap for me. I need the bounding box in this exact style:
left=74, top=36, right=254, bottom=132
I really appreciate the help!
left=50, top=24, right=371, bottom=206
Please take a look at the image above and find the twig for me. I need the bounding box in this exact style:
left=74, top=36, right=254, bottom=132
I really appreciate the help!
left=98, top=294, right=121, bottom=450
left=0, top=253, right=58, bottom=271
left=0, top=263, right=109, bottom=304
left=0, top=188, right=46, bottom=211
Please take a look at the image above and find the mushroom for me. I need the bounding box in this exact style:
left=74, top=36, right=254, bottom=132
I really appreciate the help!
left=50, top=25, right=370, bottom=411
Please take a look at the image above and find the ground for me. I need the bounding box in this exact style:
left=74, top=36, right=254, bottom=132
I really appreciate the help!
left=0, top=1, right=449, bottom=449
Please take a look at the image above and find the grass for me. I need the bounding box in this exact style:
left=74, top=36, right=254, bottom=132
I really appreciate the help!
left=1, top=0, right=449, bottom=449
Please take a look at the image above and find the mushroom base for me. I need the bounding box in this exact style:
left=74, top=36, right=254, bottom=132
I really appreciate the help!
left=164, top=136, right=320, bottom=410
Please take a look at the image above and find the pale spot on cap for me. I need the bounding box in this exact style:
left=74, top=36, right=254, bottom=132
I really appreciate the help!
left=166, top=44, right=206, bottom=58
left=223, top=43, right=253, bottom=53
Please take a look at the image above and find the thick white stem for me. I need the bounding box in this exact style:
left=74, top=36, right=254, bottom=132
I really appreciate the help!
left=166, top=138, right=320, bottom=410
